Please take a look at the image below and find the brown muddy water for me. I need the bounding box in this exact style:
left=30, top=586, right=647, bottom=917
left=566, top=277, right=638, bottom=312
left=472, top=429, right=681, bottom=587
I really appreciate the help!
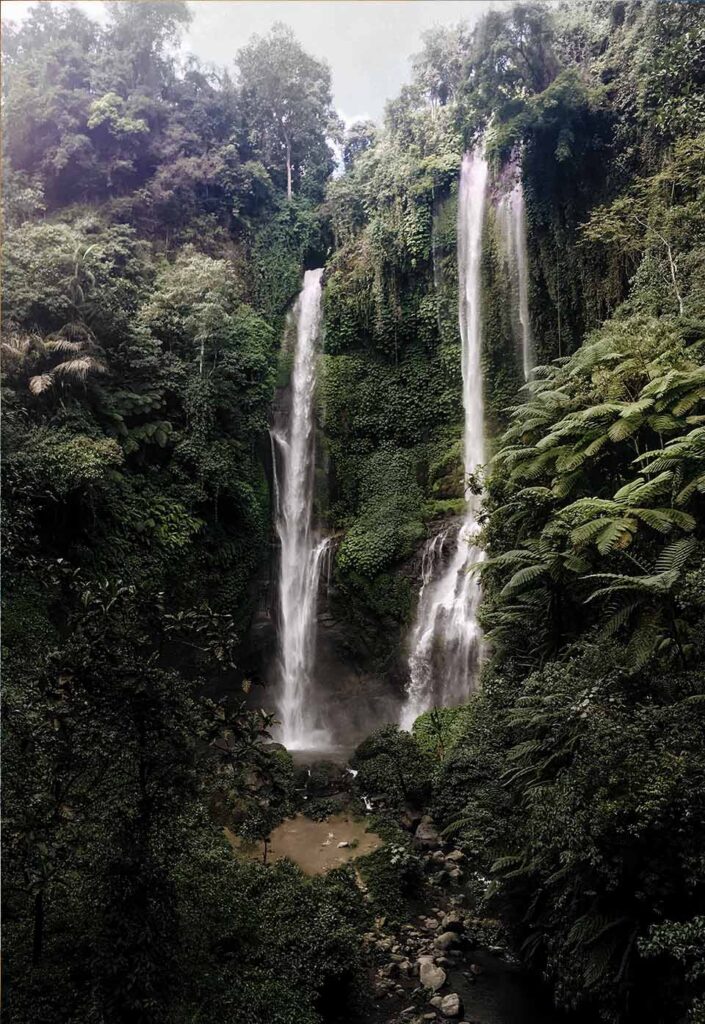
left=226, top=812, right=382, bottom=874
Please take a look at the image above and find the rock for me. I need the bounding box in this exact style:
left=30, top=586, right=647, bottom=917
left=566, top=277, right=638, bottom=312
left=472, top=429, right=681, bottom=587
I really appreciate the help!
left=423, top=1015, right=437, bottom=1021
left=432, top=850, right=446, bottom=863
left=430, top=996, right=444, bottom=1009
left=445, top=849, right=465, bottom=863
left=448, top=866, right=462, bottom=880
left=434, top=931, right=460, bottom=951
left=401, top=805, right=424, bottom=831
left=337, top=840, right=350, bottom=849
left=419, top=960, right=446, bottom=992
left=469, top=962, right=484, bottom=976
left=414, top=815, right=440, bottom=848
left=441, top=912, right=464, bottom=933
left=439, top=993, right=462, bottom=1018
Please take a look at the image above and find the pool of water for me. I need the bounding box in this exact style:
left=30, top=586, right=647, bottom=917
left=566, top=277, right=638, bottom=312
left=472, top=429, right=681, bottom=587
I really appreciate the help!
left=226, top=812, right=382, bottom=874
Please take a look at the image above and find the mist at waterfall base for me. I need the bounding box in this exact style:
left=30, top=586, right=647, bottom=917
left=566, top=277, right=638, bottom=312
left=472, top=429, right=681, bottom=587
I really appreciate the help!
left=400, top=148, right=488, bottom=731
left=270, top=268, right=333, bottom=751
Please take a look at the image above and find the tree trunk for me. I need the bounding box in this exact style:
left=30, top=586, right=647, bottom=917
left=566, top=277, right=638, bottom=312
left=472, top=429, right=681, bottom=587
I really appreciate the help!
left=285, top=138, right=292, bottom=201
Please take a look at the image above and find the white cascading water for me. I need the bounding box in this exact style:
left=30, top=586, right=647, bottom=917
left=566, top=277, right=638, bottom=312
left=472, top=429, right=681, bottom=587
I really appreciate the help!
left=496, top=174, right=534, bottom=380
left=271, top=268, right=332, bottom=750
left=400, top=148, right=488, bottom=731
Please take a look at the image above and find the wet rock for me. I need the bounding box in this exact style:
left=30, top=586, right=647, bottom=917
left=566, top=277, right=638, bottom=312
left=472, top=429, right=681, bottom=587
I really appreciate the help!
left=439, top=993, right=462, bottom=1018
left=419, top=960, right=446, bottom=992
left=414, top=815, right=440, bottom=848
left=434, top=931, right=460, bottom=951
left=440, top=911, right=464, bottom=933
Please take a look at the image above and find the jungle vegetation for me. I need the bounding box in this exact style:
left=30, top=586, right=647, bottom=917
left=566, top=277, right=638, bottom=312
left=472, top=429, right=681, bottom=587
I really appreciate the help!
left=2, top=2, right=704, bottom=1023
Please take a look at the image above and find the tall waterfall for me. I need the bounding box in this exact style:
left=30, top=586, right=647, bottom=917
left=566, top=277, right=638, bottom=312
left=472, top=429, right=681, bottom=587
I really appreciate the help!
left=271, top=268, right=331, bottom=750
left=497, top=175, right=534, bottom=379
left=400, top=148, right=488, bottom=730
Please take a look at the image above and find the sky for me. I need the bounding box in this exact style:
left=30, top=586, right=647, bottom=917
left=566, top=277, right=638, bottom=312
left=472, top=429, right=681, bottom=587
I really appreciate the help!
left=2, top=0, right=501, bottom=121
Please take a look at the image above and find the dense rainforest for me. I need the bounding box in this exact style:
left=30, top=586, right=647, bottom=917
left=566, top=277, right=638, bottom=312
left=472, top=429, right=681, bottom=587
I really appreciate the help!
left=2, top=2, right=705, bottom=1024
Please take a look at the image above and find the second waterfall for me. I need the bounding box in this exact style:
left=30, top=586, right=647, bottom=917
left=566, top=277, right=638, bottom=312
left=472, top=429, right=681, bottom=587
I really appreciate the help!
left=400, top=148, right=488, bottom=730
left=271, top=268, right=331, bottom=751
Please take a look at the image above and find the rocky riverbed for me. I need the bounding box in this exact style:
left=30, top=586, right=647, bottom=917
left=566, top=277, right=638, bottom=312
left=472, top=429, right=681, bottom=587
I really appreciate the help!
left=361, top=817, right=568, bottom=1024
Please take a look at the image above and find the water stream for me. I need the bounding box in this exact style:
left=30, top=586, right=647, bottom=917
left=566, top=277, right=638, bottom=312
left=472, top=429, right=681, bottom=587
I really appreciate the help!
left=496, top=173, right=534, bottom=380
left=271, top=268, right=332, bottom=750
left=400, top=148, right=488, bottom=729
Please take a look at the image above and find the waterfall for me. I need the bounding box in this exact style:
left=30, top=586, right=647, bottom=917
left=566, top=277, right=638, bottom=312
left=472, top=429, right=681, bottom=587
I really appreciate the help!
left=497, top=174, right=534, bottom=380
left=400, top=148, right=488, bottom=731
left=271, top=268, right=331, bottom=750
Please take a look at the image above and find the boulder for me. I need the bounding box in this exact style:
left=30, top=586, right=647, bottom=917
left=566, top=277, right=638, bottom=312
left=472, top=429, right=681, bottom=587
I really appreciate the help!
left=445, top=849, right=464, bottom=863
left=434, top=931, right=460, bottom=951
left=414, top=815, right=440, bottom=848
left=440, top=911, right=464, bottom=933
left=440, top=992, right=463, bottom=1018
left=419, top=960, right=446, bottom=992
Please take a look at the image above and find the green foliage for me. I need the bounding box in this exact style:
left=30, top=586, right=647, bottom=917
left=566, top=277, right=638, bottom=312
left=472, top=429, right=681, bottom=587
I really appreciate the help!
left=412, top=705, right=474, bottom=761
left=350, top=725, right=434, bottom=810
left=439, top=42, right=705, bottom=1014
left=236, top=22, right=340, bottom=201
left=337, top=447, right=424, bottom=577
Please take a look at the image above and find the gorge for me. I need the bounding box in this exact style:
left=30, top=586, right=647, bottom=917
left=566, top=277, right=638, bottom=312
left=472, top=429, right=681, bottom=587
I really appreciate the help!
left=3, top=4, right=704, bottom=1024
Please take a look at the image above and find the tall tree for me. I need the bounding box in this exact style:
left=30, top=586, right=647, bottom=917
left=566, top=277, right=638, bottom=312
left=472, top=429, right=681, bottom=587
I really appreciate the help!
left=236, top=22, right=338, bottom=200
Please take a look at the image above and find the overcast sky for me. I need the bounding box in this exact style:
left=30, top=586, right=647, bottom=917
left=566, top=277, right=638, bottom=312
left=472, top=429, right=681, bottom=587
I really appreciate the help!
left=3, top=0, right=501, bottom=121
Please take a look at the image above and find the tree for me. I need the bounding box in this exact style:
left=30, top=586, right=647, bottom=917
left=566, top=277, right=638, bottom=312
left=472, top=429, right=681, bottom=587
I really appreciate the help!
left=411, top=23, right=471, bottom=109
left=236, top=23, right=339, bottom=200
left=342, top=119, right=377, bottom=172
